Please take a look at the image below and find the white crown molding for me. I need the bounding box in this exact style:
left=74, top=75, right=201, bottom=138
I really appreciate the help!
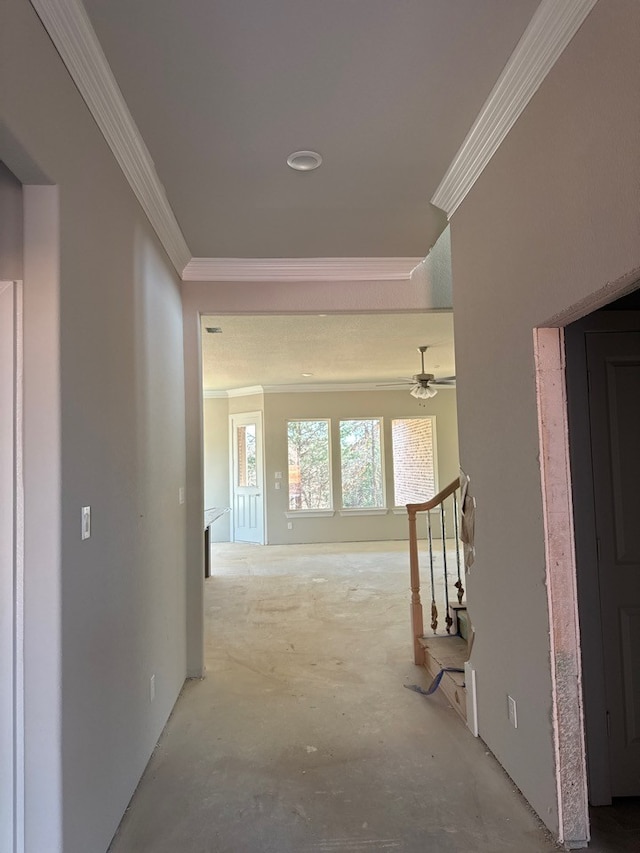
left=202, top=383, right=425, bottom=397
left=182, top=257, right=423, bottom=282
left=203, top=390, right=228, bottom=399
left=431, top=0, right=599, bottom=218
left=30, top=0, right=191, bottom=275
left=262, top=383, right=407, bottom=394
left=226, top=386, right=265, bottom=398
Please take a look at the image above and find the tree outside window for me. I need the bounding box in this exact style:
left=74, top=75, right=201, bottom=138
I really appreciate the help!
left=287, top=420, right=332, bottom=510
left=339, top=419, right=384, bottom=508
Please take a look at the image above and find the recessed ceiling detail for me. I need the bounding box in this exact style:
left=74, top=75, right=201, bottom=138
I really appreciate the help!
left=35, top=0, right=593, bottom=270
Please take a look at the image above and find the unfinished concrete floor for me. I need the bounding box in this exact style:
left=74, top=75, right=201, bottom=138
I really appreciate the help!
left=107, top=541, right=628, bottom=852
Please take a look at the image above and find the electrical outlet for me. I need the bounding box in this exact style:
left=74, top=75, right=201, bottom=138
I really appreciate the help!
left=287, top=521, right=293, bottom=530
left=81, top=506, right=91, bottom=540
left=150, top=674, right=156, bottom=702
left=275, top=481, right=281, bottom=490
left=507, top=695, right=518, bottom=729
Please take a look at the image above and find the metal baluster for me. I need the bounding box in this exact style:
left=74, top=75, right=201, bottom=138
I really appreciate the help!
left=453, top=490, right=464, bottom=604
left=441, top=502, right=453, bottom=633
left=427, top=510, right=437, bottom=633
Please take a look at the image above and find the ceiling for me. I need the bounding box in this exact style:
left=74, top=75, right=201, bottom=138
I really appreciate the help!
left=201, top=312, right=455, bottom=391
left=82, top=0, right=540, bottom=259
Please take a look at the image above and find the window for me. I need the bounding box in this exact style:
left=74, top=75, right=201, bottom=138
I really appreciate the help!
left=391, top=417, right=436, bottom=505
left=339, top=419, right=384, bottom=508
left=287, top=420, right=332, bottom=511
left=236, top=423, right=257, bottom=487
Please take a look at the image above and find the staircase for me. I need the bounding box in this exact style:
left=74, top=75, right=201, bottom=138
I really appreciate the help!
left=406, top=479, right=472, bottom=724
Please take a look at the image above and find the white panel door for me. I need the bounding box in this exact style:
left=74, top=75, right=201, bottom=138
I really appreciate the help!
left=0, top=281, right=22, bottom=852
left=587, top=331, right=640, bottom=796
left=231, top=412, right=264, bottom=544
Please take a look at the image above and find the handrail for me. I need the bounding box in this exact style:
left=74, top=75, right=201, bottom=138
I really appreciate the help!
left=406, top=477, right=460, bottom=514
left=406, top=477, right=464, bottom=665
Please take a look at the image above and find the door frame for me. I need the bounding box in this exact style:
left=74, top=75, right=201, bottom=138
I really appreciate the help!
left=0, top=280, right=24, bottom=853
left=565, top=310, right=640, bottom=805
left=533, top=272, right=640, bottom=847
left=229, top=410, right=266, bottom=544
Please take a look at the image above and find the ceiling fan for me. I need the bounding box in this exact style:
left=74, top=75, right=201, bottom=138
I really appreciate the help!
left=378, top=345, right=456, bottom=399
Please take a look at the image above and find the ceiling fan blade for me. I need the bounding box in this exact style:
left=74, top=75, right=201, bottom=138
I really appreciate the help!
left=376, top=382, right=411, bottom=387
left=431, top=381, right=456, bottom=388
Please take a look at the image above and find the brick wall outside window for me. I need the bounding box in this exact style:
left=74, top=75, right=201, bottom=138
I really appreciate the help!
left=392, top=418, right=435, bottom=505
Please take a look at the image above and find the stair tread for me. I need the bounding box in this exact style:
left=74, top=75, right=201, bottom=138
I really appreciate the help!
left=418, top=635, right=468, bottom=669
left=418, top=636, right=468, bottom=722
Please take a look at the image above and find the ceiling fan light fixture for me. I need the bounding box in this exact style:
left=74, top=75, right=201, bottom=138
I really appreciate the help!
left=287, top=150, right=322, bottom=171
left=410, top=383, right=437, bottom=399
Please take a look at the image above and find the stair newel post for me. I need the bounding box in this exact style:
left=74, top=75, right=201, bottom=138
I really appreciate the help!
left=440, top=502, right=453, bottom=634
left=407, top=506, right=425, bottom=665
left=453, top=490, right=464, bottom=604
left=427, top=509, right=438, bottom=633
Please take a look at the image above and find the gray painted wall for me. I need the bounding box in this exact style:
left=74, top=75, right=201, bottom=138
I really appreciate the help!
left=204, top=391, right=459, bottom=545
left=0, top=160, right=23, bottom=280
left=203, top=388, right=458, bottom=546
left=3, top=1, right=187, bottom=851
left=203, top=397, right=231, bottom=541
left=450, top=0, right=640, bottom=836
left=263, top=389, right=458, bottom=545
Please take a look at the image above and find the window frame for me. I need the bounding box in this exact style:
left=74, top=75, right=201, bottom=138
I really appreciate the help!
left=285, top=418, right=333, bottom=515
left=338, top=416, right=386, bottom=511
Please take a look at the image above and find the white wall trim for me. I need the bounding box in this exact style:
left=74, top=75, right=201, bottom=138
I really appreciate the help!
left=226, top=385, right=264, bottom=398
left=182, top=257, right=423, bottom=282
left=264, top=382, right=399, bottom=394
left=0, top=281, right=24, bottom=853
left=284, top=510, right=335, bottom=519
left=339, top=508, right=388, bottom=517
left=431, top=0, right=599, bottom=218
left=29, top=0, right=191, bottom=276
left=205, top=383, right=418, bottom=397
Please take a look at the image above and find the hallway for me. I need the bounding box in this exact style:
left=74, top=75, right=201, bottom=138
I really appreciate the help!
left=108, top=541, right=566, bottom=852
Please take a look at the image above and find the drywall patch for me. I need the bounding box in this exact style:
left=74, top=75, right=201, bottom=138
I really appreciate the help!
left=533, top=327, right=589, bottom=848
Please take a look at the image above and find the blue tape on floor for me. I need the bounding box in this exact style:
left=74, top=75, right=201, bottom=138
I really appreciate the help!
left=405, top=667, right=465, bottom=697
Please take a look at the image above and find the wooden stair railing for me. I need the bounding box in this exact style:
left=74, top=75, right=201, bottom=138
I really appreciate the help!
left=407, top=477, right=464, bottom=665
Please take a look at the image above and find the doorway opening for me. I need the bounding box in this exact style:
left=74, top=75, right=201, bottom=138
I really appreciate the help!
left=565, top=289, right=640, bottom=850
left=534, top=281, right=640, bottom=849
left=199, top=311, right=458, bottom=566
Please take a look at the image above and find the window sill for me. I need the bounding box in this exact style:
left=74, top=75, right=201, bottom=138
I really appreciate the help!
left=285, top=510, right=335, bottom=519
left=392, top=507, right=409, bottom=515
left=339, top=508, right=388, bottom=517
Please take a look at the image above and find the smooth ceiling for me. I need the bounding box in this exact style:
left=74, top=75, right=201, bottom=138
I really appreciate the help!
left=201, top=312, right=455, bottom=391
left=83, top=0, right=540, bottom=259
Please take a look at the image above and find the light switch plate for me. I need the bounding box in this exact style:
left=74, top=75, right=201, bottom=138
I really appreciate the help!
left=81, top=506, right=91, bottom=540
left=507, top=695, right=518, bottom=729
